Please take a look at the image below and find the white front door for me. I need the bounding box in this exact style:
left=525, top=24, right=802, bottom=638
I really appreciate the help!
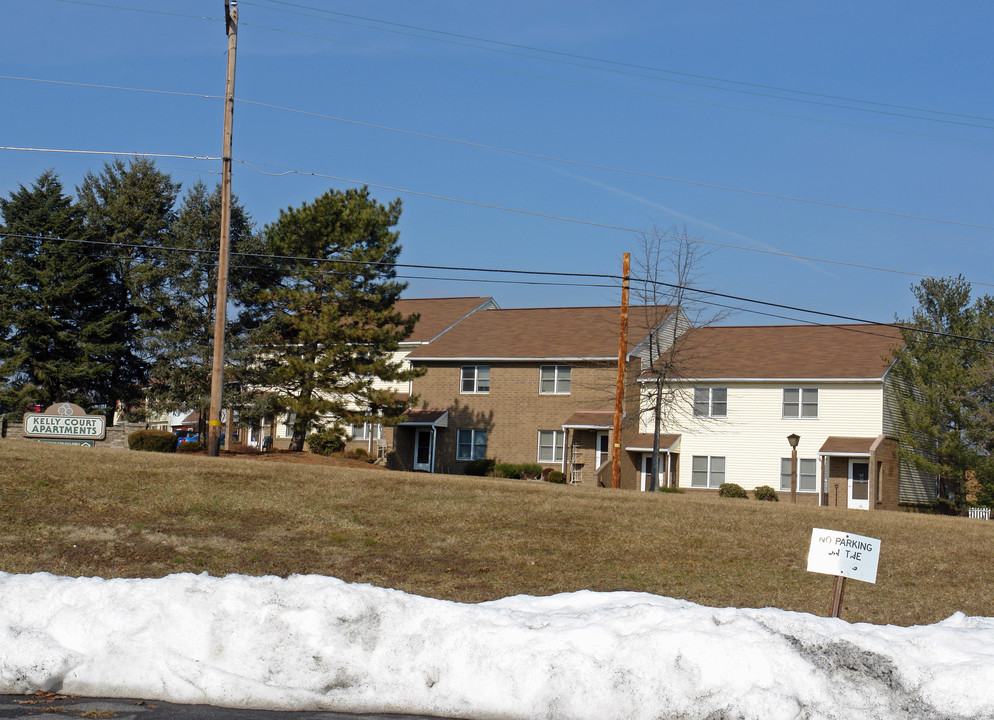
left=596, top=432, right=610, bottom=469
left=414, top=428, right=433, bottom=472
left=849, top=460, right=870, bottom=510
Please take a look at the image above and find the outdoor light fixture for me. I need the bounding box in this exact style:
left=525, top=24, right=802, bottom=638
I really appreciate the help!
left=787, top=433, right=800, bottom=504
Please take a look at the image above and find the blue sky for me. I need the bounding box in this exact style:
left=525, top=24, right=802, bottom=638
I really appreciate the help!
left=3, top=0, right=992, bottom=325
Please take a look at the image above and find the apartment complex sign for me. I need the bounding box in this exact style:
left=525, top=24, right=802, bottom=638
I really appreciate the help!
left=23, top=402, right=106, bottom=443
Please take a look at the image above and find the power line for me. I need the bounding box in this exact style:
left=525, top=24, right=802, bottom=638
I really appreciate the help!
left=231, top=158, right=994, bottom=288
left=0, top=145, right=218, bottom=161
left=5, top=75, right=992, bottom=232
left=246, top=0, right=994, bottom=129
left=2, top=139, right=991, bottom=290
left=5, top=232, right=992, bottom=347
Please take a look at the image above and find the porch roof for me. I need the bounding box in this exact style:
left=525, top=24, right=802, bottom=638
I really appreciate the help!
left=818, top=436, right=876, bottom=456
left=626, top=433, right=681, bottom=452
left=399, top=409, right=449, bottom=427
left=562, top=409, right=614, bottom=429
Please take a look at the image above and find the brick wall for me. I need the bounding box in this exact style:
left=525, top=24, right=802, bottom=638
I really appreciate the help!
left=410, top=360, right=621, bottom=473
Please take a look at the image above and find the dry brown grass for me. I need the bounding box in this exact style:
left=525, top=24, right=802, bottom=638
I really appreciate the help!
left=1, top=439, right=991, bottom=626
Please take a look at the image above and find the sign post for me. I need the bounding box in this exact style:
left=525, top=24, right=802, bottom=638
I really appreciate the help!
left=23, top=402, right=106, bottom=445
left=806, top=528, right=881, bottom=618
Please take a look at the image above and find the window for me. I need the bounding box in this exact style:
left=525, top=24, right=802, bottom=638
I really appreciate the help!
left=538, top=430, right=565, bottom=463
left=691, top=456, right=725, bottom=488
left=461, top=365, right=490, bottom=394
left=457, top=429, right=488, bottom=461
left=540, top=365, right=572, bottom=394
left=783, top=388, right=818, bottom=418
left=351, top=422, right=382, bottom=441
left=693, top=387, right=727, bottom=417
left=780, top=458, right=817, bottom=492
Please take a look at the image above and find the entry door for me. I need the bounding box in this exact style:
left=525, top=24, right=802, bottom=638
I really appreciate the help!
left=596, top=432, right=610, bottom=469
left=641, top=454, right=661, bottom=492
left=414, top=429, right=433, bottom=472
left=849, top=460, right=870, bottom=510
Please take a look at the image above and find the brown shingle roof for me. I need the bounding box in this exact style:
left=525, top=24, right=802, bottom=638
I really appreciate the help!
left=407, top=305, right=674, bottom=360
left=394, top=297, right=496, bottom=344
left=819, top=436, right=877, bottom=455
left=656, top=324, right=903, bottom=380
left=562, top=409, right=614, bottom=428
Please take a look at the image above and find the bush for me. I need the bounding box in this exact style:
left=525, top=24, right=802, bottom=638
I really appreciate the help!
left=465, top=458, right=496, bottom=476
left=718, top=482, right=748, bottom=499
left=176, top=440, right=202, bottom=453
left=307, top=429, right=345, bottom=456
left=754, top=485, right=779, bottom=502
left=128, top=429, right=178, bottom=453
left=350, top=447, right=369, bottom=462
left=658, top=486, right=684, bottom=493
left=493, top=462, right=544, bottom=479
left=547, top=470, right=567, bottom=484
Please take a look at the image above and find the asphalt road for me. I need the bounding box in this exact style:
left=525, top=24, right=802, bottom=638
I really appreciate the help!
left=0, top=693, right=459, bottom=720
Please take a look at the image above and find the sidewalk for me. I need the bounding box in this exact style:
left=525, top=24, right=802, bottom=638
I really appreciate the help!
left=0, top=693, right=454, bottom=720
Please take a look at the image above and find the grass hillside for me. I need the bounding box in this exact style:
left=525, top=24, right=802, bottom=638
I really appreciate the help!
left=0, top=439, right=990, bottom=626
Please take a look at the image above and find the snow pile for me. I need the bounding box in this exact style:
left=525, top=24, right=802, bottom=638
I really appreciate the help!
left=1, top=572, right=992, bottom=720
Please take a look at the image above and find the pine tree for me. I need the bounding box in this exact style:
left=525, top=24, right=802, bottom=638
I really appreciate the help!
left=241, top=186, right=421, bottom=451
left=76, top=157, right=181, bottom=416
left=144, top=181, right=263, bottom=442
left=891, top=276, right=994, bottom=512
left=0, top=171, right=128, bottom=414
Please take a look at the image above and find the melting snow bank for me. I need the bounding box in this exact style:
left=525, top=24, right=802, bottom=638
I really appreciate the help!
left=0, top=573, right=992, bottom=720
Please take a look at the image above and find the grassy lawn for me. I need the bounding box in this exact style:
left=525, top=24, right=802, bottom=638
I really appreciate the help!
left=1, top=439, right=990, bottom=627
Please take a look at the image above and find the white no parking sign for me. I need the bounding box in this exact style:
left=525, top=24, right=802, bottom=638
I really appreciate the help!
left=806, top=528, right=881, bottom=584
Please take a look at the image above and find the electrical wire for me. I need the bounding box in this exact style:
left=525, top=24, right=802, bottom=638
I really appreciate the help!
left=3, top=232, right=991, bottom=348
left=4, top=75, right=991, bottom=232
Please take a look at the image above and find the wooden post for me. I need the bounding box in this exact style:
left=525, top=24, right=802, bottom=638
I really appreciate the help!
left=790, top=445, right=797, bottom=504
left=611, top=253, right=630, bottom=489
left=208, top=0, right=238, bottom=457
left=829, top=576, right=847, bottom=618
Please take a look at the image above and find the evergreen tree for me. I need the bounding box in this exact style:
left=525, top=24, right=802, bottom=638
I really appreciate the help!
left=241, top=186, right=421, bottom=451
left=144, top=181, right=263, bottom=442
left=76, top=157, right=181, bottom=416
left=0, top=171, right=128, bottom=413
left=891, top=276, right=994, bottom=512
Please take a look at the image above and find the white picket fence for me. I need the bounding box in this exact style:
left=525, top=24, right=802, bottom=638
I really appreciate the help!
left=968, top=506, right=991, bottom=520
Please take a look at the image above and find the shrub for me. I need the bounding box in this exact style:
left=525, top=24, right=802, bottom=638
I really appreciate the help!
left=547, top=470, right=567, bottom=484
left=128, top=429, right=178, bottom=453
left=465, top=458, right=496, bottom=476
left=176, top=441, right=202, bottom=452
left=718, top=482, right=748, bottom=499
left=754, top=485, right=779, bottom=502
left=350, top=447, right=369, bottom=462
left=307, top=429, right=345, bottom=456
left=658, top=486, right=684, bottom=494
left=493, top=462, right=544, bottom=479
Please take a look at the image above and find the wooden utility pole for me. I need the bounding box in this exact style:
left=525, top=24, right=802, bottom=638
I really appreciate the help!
left=611, top=253, right=630, bottom=489
left=208, top=0, right=238, bottom=457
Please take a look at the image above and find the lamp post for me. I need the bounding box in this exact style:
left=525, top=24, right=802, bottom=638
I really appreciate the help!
left=787, top=433, right=800, bottom=504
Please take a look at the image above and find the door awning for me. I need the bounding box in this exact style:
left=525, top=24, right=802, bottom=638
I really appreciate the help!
left=626, top=433, right=681, bottom=452
left=562, top=409, right=614, bottom=430
left=399, top=409, right=449, bottom=428
left=818, top=436, right=876, bottom=457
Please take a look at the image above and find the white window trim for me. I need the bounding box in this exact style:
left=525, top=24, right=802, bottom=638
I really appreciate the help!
left=691, top=455, right=726, bottom=489
left=693, top=387, right=727, bottom=418
left=780, top=457, right=818, bottom=492
left=461, top=365, right=490, bottom=394
left=538, top=430, right=565, bottom=464
left=456, top=429, right=488, bottom=461
left=782, top=387, right=818, bottom=419
left=539, top=365, right=572, bottom=395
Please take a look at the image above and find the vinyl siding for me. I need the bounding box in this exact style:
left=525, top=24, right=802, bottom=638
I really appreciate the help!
left=642, top=382, right=885, bottom=492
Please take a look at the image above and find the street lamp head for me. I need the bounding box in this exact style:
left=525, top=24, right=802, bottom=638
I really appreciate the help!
left=787, top=433, right=801, bottom=448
